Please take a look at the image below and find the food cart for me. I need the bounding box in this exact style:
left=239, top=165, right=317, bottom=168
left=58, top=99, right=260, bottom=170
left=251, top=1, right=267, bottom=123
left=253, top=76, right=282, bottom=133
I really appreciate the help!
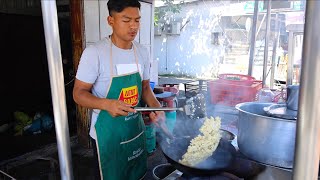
left=39, top=0, right=320, bottom=179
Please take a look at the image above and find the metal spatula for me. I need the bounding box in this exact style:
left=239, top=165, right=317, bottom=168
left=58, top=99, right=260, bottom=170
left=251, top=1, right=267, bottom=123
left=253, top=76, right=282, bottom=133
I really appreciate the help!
left=133, top=107, right=178, bottom=139
left=134, top=106, right=192, bottom=115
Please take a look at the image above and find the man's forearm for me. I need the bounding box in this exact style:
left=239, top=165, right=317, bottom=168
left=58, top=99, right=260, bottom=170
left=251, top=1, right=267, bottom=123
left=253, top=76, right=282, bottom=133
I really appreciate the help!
left=142, top=88, right=161, bottom=107
left=74, top=90, right=109, bottom=111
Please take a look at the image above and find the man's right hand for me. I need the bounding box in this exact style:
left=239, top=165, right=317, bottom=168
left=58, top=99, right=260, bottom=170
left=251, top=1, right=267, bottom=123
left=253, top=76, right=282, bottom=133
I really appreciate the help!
left=105, top=99, right=136, bottom=117
left=73, top=79, right=136, bottom=117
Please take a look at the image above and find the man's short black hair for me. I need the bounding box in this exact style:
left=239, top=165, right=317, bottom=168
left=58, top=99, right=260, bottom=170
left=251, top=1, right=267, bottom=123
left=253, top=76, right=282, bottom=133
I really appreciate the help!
left=107, top=0, right=141, bottom=16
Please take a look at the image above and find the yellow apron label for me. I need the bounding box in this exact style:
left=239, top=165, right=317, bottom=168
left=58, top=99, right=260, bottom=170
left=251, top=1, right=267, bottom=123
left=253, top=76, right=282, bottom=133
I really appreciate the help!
left=119, top=85, right=139, bottom=106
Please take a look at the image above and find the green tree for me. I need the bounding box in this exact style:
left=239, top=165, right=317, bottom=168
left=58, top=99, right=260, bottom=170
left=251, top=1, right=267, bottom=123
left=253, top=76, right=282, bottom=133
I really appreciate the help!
left=154, top=0, right=184, bottom=26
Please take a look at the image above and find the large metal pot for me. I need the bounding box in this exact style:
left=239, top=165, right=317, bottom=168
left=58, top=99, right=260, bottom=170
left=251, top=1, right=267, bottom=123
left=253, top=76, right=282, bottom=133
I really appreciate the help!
left=235, top=102, right=296, bottom=168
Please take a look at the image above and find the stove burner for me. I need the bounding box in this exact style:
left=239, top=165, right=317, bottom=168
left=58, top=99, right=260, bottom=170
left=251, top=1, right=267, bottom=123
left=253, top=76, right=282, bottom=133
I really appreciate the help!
left=154, top=154, right=265, bottom=180
left=179, top=172, right=241, bottom=180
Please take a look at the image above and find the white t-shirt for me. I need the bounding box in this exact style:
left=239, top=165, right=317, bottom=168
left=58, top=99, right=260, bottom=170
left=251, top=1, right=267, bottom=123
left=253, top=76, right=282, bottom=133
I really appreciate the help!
left=76, top=37, right=151, bottom=139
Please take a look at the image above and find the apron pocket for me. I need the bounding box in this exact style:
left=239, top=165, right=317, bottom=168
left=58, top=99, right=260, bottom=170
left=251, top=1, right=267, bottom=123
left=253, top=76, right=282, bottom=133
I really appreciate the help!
left=119, top=130, right=147, bottom=180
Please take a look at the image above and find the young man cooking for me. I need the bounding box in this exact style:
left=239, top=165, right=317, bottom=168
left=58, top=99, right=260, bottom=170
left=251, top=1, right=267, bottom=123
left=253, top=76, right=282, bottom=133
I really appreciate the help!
left=73, top=0, right=164, bottom=179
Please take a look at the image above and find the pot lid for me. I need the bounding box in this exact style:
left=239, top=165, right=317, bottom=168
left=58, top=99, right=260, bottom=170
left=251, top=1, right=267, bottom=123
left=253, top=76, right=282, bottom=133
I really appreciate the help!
left=263, top=103, right=297, bottom=120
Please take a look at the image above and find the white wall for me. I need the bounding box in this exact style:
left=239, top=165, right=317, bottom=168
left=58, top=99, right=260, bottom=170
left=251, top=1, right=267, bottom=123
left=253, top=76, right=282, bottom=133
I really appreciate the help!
left=154, top=1, right=230, bottom=78
left=84, top=1, right=111, bottom=46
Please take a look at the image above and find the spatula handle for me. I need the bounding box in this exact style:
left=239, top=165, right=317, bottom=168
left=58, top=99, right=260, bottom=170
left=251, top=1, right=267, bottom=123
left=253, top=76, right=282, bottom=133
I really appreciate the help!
left=134, top=107, right=183, bottom=111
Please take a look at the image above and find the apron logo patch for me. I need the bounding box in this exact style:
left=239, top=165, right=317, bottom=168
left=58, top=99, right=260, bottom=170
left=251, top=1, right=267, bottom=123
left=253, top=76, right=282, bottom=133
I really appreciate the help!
left=119, top=85, right=139, bottom=106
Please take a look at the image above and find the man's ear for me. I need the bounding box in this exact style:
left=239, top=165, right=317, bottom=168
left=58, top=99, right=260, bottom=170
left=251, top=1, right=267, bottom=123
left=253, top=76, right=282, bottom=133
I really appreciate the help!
left=107, top=16, right=114, bottom=26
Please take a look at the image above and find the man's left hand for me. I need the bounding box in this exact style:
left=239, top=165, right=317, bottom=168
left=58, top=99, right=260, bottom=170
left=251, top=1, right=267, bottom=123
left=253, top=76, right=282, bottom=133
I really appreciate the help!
left=149, top=111, right=165, bottom=126
left=149, top=111, right=174, bottom=139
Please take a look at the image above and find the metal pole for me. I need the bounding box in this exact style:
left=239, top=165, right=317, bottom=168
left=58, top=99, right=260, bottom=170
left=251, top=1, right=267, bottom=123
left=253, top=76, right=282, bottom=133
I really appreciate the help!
left=270, top=13, right=280, bottom=89
left=255, top=14, right=266, bottom=40
left=262, top=0, right=271, bottom=87
left=287, top=31, right=294, bottom=85
left=293, top=0, right=320, bottom=179
left=248, top=0, right=259, bottom=76
left=41, top=1, right=74, bottom=180
left=165, top=36, right=168, bottom=71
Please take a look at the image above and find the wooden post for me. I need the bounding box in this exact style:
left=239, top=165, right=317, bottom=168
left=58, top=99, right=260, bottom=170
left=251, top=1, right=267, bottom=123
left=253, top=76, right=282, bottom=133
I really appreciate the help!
left=70, top=0, right=90, bottom=148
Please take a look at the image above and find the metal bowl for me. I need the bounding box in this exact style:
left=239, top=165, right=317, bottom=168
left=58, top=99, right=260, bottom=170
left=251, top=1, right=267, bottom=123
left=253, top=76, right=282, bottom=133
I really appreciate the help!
left=220, top=129, right=236, bottom=142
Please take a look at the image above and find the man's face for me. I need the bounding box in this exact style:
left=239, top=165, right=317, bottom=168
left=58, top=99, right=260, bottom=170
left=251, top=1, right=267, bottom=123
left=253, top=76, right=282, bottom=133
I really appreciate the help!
left=108, top=7, right=141, bottom=42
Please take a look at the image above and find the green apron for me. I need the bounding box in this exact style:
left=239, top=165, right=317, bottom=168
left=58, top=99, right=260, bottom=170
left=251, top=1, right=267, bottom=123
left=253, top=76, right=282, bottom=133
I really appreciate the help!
left=95, top=39, right=147, bottom=180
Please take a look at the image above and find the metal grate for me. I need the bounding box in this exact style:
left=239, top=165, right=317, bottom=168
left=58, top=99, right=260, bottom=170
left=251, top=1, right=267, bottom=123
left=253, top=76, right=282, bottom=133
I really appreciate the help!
left=183, top=80, right=208, bottom=98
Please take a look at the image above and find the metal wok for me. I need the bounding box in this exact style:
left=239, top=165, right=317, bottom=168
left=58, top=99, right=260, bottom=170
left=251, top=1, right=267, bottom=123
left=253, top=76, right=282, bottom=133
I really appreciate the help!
left=159, top=137, right=236, bottom=176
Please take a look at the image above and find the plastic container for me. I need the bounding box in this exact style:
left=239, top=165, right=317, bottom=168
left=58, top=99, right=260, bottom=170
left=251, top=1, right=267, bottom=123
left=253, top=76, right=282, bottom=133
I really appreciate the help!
left=155, top=111, right=177, bottom=136
left=286, top=85, right=300, bottom=111
left=150, top=81, right=155, bottom=91
left=208, top=79, right=262, bottom=106
left=142, top=112, right=156, bottom=154
left=256, top=88, right=275, bottom=102
left=163, top=86, right=179, bottom=100
left=156, top=86, right=179, bottom=109
left=272, top=90, right=286, bottom=103
left=145, top=123, right=156, bottom=154
left=218, top=73, right=258, bottom=86
left=165, top=111, right=176, bottom=133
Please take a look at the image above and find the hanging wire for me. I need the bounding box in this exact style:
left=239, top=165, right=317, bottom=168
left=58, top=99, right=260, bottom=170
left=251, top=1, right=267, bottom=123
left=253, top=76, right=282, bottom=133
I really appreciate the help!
left=65, top=78, right=74, bottom=86
left=0, top=170, right=16, bottom=180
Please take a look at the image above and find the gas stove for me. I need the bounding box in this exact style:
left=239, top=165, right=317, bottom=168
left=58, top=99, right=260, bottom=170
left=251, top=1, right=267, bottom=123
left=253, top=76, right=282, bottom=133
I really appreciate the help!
left=153, top=156, right=295, bottom=180
left=153, top=167, right=248, bottom=179
left=178, top=172, right=241, bottom=180
left=153, top=142, right=297, bottom=180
